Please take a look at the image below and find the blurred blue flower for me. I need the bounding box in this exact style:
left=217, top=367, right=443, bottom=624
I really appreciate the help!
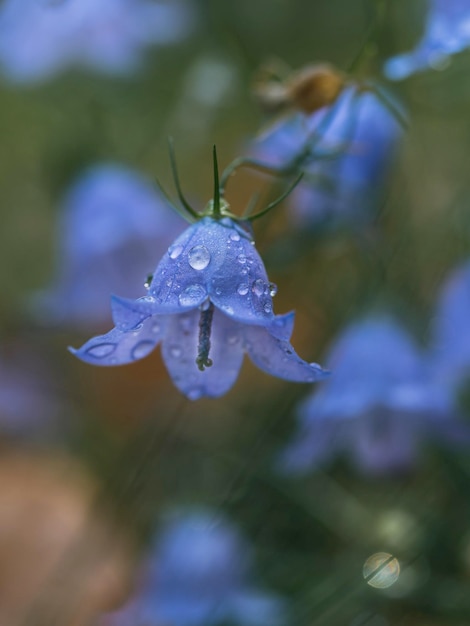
left=280, top=317, right=469, bottom=476
left=252, top=86, right=402, bottom=230
left=35, top=163, right=183, bottom=329
left=384, top=0, right=470, bottom=80
left=429, top=260, right=470, bottom=391
left=0, top=0, right=193, bottom=84
left=70, top=216, right=327, bottom=399
left=100, top=509, right=286, bottom=626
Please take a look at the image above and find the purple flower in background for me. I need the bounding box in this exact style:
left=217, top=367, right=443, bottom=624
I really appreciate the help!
left=101, top=510, right=286, bottom=626
left=429, top=260, right=470, bottom=391
left=384, top=0, right=470, bottom=80
left=0, top=0, right=193, bottom=84
left=280, top=318, right=469, bottom=476
left=252, top=86, right=402, bottom=230
left=35, top=163, right=183, bottom=329
left=71, top=216, right=327, bottom=399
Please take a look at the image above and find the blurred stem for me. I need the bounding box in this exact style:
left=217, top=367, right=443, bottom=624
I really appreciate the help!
left=348, top=0, right=388, bottom=75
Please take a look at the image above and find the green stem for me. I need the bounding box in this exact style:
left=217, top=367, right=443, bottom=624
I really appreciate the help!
left=168, top=137, right=200, bottom=220
left=248, top=172, right=304, bottom=222
left=212, top=145, right=221, bottom=217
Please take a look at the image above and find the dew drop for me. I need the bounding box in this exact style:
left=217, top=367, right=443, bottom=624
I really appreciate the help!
left=168, top=244, right=183, bottom=259
left=230, top=231, right=240, bottom=242
left=187, top=387, right=204, bottom=401
left=252, top=279, right=264, bottom=297
left=241, top=268, right=248, bottom=275
left=264, top=302, right=272, bottom=314
left=237, top=283, right=249, bottom=296
left=268, top=282, right=278, bottom=297
left=131, top=340, right=155, bottom=360
left=169, top=345, right=183, bottom=358
left=86, top=343, right=116, bottom=358
left=188, top=245, right=211, bottom=270
left=178, top=284, right=207, bottom=307
left=179, top=315, right=192, bottom=332
left=237, top=254, right=247, bottom=264
left=144, top=274, right=153, bottom=289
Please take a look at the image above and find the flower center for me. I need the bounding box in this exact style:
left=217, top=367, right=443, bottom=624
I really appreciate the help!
left=196, top=302, right=214, bottom=371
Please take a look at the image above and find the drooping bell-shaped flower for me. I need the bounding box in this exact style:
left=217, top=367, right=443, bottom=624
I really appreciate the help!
left=429, top=259, right=470, bottom=392
left=100, top=509, right=286, bottom=626
left=251, top=85, right=402, bottom=230
left=0, top=0, right=194, bottom=84
left=34, top=163, right=184, bottom=330
left=280, top=317, right=470, bottom=476
left=71, top=215, right=327, bottom=399
left=385, top=0, right=470, bottom=80
left=70, top=149, right=327, bottom=399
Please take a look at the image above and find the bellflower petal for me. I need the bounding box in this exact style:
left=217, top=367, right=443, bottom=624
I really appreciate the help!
left=70, top=315, right=167, bottom=366
left=149, top=217, right=274, bottom=325
left=72, top=216, right=327, bottom=399
left=429, top=260, right=470, bottom=388
left=161, top=309, right=244, bottom=400
left=384, top=0, right=470, bottom=80
left=0, top=0, right=194, bottom=84
left=252, top=86, right=402, bottom=230
left=99, top=509, right=287, bottom=626
left=279, top=316, right=470, bottom=477
left=244, top=325, right=326, bottom=383
left=35, top=163, right=183, bottom=330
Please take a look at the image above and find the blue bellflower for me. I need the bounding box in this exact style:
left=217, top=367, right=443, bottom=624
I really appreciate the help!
left=429, top=260, right=470, bottom=391
left=280, top=318, right=469, bottom=476
left=251, top=86, right=402, bottom=230
left=100, top=509, right=286, bottom=626
left=0, top=0, right=193, bottom=84
left=385, top=0, right=470, bottom=80
left=35, top=164, right=183, bottom=329
left=71, top=214, right=327, bottom=399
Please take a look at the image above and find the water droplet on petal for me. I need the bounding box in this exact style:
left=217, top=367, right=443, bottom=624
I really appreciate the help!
left=179, top=315, right=193, bottom=333
left=169, top=345, right=183, bottom=358
left=179, top=284, right=207, bottom=307
left=252, top=279, right=264, bottom=297
left=187, top=387, right=204, bottom=401
left=86, top=343, right=116, bottom=358
left=237, top=283, right=249, bottom=296
left=168, top=244, right=183, bottom=259
left=230, top=231, right=240, bottom=242
left=241, top=268, right=248, bottom=275
left=268, top=282, right=278, bottom=297
left=188, top=245, right=211, bottom=270
left=131, top=340, right=155, bottom=360
left=237, top=254, right=247, bottom=264
left=264, top=302, right=272, bottom=314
